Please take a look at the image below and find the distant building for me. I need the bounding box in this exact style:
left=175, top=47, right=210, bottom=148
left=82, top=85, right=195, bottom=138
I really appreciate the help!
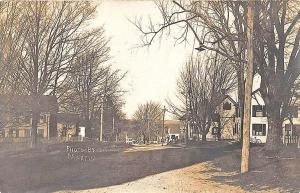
left=0, top=95, right=85, bottom=141
left=114, top=119, right=184, bottom=144
left=0, top=95, right=58, bottom=140
left=165, top=120, right=183, bottom=142
left=56, top=112, right=80, bottom=139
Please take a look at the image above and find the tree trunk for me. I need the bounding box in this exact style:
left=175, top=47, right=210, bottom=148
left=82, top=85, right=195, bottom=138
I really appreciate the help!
left=85, top=120, right=91, bottom=138
left=217, top=121, right=221, bottom=141
left=143, top=133, right=146, bottom=144
left=201, top=134, right=206, bottom=141
left=238, top=77, right=245, bottom=142
left=49, top=113, right=57, bottom=138
left=75, top=122, right=79, bottom=137
left=265, top=108, right=282, bottom=153
left=217, top=128, right=221, bottom=141
left=31, top=110, right=39, bottom=147
left=185, top=121, right=189, bottom=145
left=31, top=94, right=40, bottom=147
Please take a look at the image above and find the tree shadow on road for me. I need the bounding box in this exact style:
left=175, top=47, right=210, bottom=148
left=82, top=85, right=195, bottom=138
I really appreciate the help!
left=0, top=141, right=238, bottom=193
left=208, top=145, right=300, bottom=193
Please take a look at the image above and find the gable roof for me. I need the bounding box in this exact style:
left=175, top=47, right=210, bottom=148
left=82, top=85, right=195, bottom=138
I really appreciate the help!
left=0, top=95, right=58, bottom=113
left=222, top=95, right=238, bottom=106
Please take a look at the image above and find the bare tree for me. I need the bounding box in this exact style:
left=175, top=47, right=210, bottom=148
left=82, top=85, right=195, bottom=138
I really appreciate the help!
left=0, top=2, right=28, bottom=95
left=98, top=94, right=126, bottom=142
left=57, top=28, right=126, bottom=139
left=0, top=2, right=126, bottom=143
left=0, top=3, right=26, bottom=133
left=133, top=0, right=248, bottom=141
left=133, top=101, right=163, bottom=144
left=57, top=27, right=110, bottom=138
left=0, top=2, right=97, bottom=146
left=104, top=94, right=127, bottom=141
left=168, top=53, right=236, bottom=141
left=252, top=1, right=300, bottom=152
left=135, top=0, right=300, bottom=151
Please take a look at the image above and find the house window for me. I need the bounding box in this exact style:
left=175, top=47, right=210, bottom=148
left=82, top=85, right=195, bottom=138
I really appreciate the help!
left=252, top=124, right=266, bottom=136
left=223, top=102, right=231, bottom=110
left=252, top=105, right=266, bottom=117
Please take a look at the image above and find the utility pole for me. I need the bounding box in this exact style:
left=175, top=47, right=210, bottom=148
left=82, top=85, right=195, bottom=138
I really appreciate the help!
left=112, top=114, right=114, bottom=133
left=162, top=106, right=166, bottom=146
left=47, top=115, right=50, bottom=141
left=147, top=117, right=150, bottom=144
left=185, top=92, right=189, bottom=145
left=112, top=114, right=117, bottom=142
left=186, top=78, right=192, bottom=145
left=99, top=97, right=104, bottom=142
left=241, top=0, right=254, bottom=174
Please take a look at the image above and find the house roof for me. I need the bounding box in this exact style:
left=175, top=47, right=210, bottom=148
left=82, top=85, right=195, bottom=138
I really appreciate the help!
left=0, top=95, right=58, bottom=113
left=179, top=95, right=238, bottom=121
left=222, top=95, right=238, bottom=106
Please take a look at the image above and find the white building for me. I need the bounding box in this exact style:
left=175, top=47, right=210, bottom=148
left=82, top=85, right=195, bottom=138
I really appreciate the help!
left=165, top=120, right=183, bottom=142
left=250, top=90, right=268, bottom=143
left=250, top=74, right=300, bottom=144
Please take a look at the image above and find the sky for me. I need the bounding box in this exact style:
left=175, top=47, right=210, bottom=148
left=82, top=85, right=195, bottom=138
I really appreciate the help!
left=95, top=0, right=193, bottom=118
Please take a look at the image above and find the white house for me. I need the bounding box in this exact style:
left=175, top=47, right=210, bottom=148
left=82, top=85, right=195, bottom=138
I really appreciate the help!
left=250, top=74, right=299, bottom=144
left=250, top=90, right=268, bottom=143
left=165, top=120, right=183, bottom=142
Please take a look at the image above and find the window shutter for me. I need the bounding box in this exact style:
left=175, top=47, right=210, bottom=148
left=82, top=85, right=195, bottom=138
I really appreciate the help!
left=252, top=106, right=256, bottom=117
left=262, top=124, right=266, bottom=136
left=262, top=106, right=266, bottom=117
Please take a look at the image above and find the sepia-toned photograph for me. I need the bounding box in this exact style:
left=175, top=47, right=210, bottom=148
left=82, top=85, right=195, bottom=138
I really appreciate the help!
left=0, top=0, right=299, bottom=192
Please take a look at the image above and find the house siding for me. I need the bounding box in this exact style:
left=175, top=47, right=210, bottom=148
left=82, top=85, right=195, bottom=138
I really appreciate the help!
left=207, top=96, right=240, bottom=140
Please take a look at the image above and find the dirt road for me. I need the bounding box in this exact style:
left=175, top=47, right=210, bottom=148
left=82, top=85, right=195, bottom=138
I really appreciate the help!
left=0, top=142, right=298, bottom=193
left=57, top=161, right=280, bottom=193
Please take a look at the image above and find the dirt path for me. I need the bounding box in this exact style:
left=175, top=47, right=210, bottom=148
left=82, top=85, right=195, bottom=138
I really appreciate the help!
left=0, top=142, right=297, bottom=193
left=57, top=161, right=279, bottom=193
